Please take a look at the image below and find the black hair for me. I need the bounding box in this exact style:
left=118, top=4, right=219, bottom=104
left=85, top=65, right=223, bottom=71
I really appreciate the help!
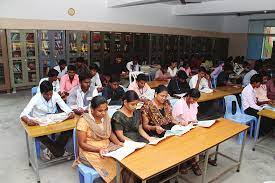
left=259, top=71, right=271, bottom=79
left=155, top=85, right=168, bottom=94
left=58, top=59, right=67, bottom=65
left=67, top=65, right=77, bottom=72
left=110, top=75, right=121, bottom=83
left=76, top=57, right=85, bottom=63
left=122, top=90, right=139, bottom=103
left=116, top=54, right=123, bottom=59
left=198, top=66, right=207, bottom=73
left=79, top=72, right=91, bottom=82
left=254, top=62, right=262, bottom=72
left=136, top=74, right=147, bottom=82
left=47, top=68, right=59, bottom=77
left=177, top=70, right=188, bottom=80
left=89, top=63, right=99, bottom=71
left=250, top=74, right=262, bottom=84
left=90, top=96, right=107, bottom=109
left=40, top=80, right=53, bottom=93
left=184, top=89, right=201, bottom=99
left=160, top=64, right=168, bottom=70
left=133, top=56, right=139, bottom=62
left=223, top=63, right=233, bottom=72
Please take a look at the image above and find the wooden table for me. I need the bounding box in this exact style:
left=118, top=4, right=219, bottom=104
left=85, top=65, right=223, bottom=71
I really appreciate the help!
left=253, top=109, right=275, bottom=155
left=22, top=116, right=79, bottom=183
left=116, top=118, right=249, bottom=183
left=147, top=80, right=169, bottom=88
left=198, top=90, right=231, bottom=103
left=216, top=86, right=243, bottom=95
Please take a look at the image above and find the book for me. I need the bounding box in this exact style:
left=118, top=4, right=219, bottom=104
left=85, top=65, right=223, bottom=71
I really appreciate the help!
left=103, top=140, right=146, bottom=161
left=30, top=112, right=69, bottom=126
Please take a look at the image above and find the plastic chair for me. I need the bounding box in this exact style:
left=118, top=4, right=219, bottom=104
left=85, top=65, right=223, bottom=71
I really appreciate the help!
left=31, top=86, right=38, bottom=96
left=129, top=71, right=143, bottom=83
left=224, top=95, right=257, bottom=144
left=73, top=128, right=100, bottom=183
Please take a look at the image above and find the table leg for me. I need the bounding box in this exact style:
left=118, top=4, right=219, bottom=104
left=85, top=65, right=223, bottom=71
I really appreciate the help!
left=253, top=116, right=261, bottom=151
left=25, top=131, right=31, bottom=166
left=237, top=130, right=247, bottom=172
left=202, top=149, right=210, bottom=183
left=116, top=161, right=121, bottom=183
left=30, top=137, right=41, bottom=183
left=214, top=145, right=219, bottom=161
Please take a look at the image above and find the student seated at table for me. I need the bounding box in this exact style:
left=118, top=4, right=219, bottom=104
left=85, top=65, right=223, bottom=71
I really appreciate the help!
left=167, top=70, right=190, bottom=96
left=67, top=72, right=97, bottom=115
left=189, top=67, right=211, bottom=90
left=60, top=65, right=79, bottom=95
left=102, top=75, right=125, bottom=105
left=20, top=81, right=74, bottom=160
left=126, top=56, right=140, bottom=72
left=75, top=57, right=89, bottom=75
left=54, top=59, right=67, bottom=79
left=128, top=73, right=151, bottom=98
left=200, top=55, right=213, bottom=71
left=242, top=74, right=274, bottom=135
left=154, top=64, right=172, bottom=81
left=141, top=85, right=182, bottom=138
left=76, top=96, right=133, bottom=183
left=172, top=88, right=202, bottom=175
left=107, top=54, right=127, bottom=78
left=112, top=90, right=155, bottom=143
left=210, top=62, right=224, bottom=79
left=179, top=62, right=192, bottom=77
left=89, top=63, right=103, bottom=91
left=101, top=73, right=111, bottom=87
left=37, top=68, right=60, bottom=93
left=242, top=62, right=261, bottom=87
left=255, top=72, right=271, bottom=102
left=167, top=60, right=178, bottom=77
left=267, top=76, right=275, bottom=100
left=216, top=63, right=234, bottom=87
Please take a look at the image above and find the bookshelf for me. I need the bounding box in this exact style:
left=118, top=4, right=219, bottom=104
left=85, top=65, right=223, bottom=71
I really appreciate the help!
left=7, top=30, right=39, bottom=92
left=66, top=31, right=90, bottom=66
left=164, top=34, right=178, bottom=63
left=0, top=30, right=10, bottom=92
left=38, top=30, right=65, bottom=77
left=149, top=33, right=164, bottom=65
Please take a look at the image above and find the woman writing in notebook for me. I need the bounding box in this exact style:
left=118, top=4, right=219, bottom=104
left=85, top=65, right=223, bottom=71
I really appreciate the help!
left=141, top=85, right=183, bottom=138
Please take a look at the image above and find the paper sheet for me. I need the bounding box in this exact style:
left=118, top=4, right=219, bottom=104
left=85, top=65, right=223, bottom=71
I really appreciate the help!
left=199, top=88, right=213, bottom=93
left=197, top=120, right=216, bottom=128
left=262, top=104, right=275, bottom=111
left=148, top=137, right=166, bottom=145
left=140, top=89, right=155, bottom=100
left=103, top=140, right=146, bottom=161
left=31, top=112, right=68, bottom=126
left=174, top=93, right=186, bottom=98
left=164, top=124, right=192, bottom=137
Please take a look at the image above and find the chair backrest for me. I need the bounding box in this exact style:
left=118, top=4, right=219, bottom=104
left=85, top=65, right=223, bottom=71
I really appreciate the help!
left=119, top=85, right=128, bottom=92
left=129, top=71, right=143, bottom=83
left=224, top=95, right=242, bottom=117
left=31, top=87, right=38, bottom=96
left=73, top=128, right=78, bottom=160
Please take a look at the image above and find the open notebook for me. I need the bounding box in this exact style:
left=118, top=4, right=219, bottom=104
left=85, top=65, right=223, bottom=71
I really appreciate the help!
left=30, top=112, right=69, bottom=126
left=103, top=140, right=146, bottom=161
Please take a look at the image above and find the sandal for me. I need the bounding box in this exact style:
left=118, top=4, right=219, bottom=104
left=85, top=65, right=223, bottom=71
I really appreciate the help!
left=208, top=159, right=217, bottom=166
left=191, top=162, right=202, bottom=176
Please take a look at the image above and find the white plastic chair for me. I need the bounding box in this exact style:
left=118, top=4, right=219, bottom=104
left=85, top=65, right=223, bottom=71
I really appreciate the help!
left=129, top=71, right=144, bottom=83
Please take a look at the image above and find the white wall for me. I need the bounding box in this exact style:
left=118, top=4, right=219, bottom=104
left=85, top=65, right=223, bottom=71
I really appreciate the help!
left=222, top=13, right=275, bottom=33
left=0, top=0, right=224, bottom=32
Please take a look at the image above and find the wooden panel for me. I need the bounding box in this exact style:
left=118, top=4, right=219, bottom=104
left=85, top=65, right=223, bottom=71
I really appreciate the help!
left=0, top=29, right=11, bottom=92
left=120, top=118, right=248, bottom=180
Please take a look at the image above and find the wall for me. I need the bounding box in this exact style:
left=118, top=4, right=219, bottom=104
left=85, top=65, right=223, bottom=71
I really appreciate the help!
left=0, top=0, right=224, bottom=32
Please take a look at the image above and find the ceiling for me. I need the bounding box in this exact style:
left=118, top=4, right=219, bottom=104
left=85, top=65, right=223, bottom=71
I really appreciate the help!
left=107, top=0, right=275, bottom=16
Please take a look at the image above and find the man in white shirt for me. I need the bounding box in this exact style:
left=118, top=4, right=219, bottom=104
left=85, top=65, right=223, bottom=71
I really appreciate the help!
left=242, top=74, right=270, bottom=117
left=128, top=73, right=151, bottom=99
left=20, top=80, right=74, bottom=159
left=89, top=63, right=103, bottom=90
left=126, top=56, right=140, bottom=72
left=189, top=67, right=211, bottom=90
left=167, top=60, right=178, bottom=77
left=54, top=59, right=67, bottom=79
left=67, top=73, right=97, bottom=115
left=37, top=68, right=60, bottom=93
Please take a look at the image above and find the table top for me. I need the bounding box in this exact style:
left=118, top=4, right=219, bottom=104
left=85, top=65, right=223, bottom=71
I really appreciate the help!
left=198, top=90, right=230, bottom=103
left=147, top=80, right=169, bottom=88
left=21, top=116, right=80, bottom=138
left=216, top=86, right=243, bottom=95
left=120, top=118, right=248, bottom=180
left=258, top=109, right=275, bottom=119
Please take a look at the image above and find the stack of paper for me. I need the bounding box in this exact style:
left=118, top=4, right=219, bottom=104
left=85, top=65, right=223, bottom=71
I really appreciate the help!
left=200, top=88, right=213, bottom=93
left=196, top=120, right=216, bottom=128
left=165, top=124, right=192, bottom=137
left=103, top=140, right=146, bottom=161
